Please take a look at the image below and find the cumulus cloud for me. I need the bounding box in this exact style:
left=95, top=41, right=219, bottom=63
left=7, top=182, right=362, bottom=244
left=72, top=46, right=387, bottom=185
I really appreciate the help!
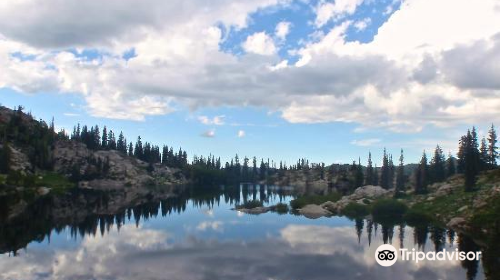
left=354, top=17, right=371, bottom=31
left=0, top=0, right=499, bottom=133
left=275, top=21, right=291, bottom=40
left=0, top=0, right=287, bottom=49
left=314, top=0, right=364, bottom=28
left=196, top=221, right=224, bottom=231
left=198, top=115, right=225, bottom=125
left=441, top=35, right=500, bottom=90
left=242, top=32, right=277, bottom=55
left=237, top=130, right=246, bottom=138
left=0, top=223, right=471, bottom=280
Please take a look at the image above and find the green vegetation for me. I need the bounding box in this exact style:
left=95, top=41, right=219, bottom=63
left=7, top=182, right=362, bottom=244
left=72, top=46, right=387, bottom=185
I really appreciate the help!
left=0, top=171, right=74, bottom=195
left=470, top=194, right=500, bottom=231
left=290, top=192, right=341, bottom=210
left=36, top=172, right=75, bottom=190
left=235, top=200, right=263, bottom=209
left=273, top=203, right=289, bottom=214
left=341, top=202, right=369, bottom=218
left=411, top=187, right=477, bottom=219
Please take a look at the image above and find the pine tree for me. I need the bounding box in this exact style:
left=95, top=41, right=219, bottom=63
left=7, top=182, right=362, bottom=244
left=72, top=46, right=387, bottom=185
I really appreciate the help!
left=380, top=148, right=390, bottom=189
left=102, top=126, right=108, bottom=148
left=117, top=132, right=126, bottom=153
left=76, top=123, right=81, bottom=140
left=355, top=157, right=364, bottom=189
left=388, top=154, right=395, bottom=189
left=415, top=151, right=428, bottom=194
left=365, top=152, right=374, bottom=185
left=50, top=117, right=55, bottom=133
left=457, top=135, right=466, bottom=174
left=108, top=130, right=116, bottom=150
left=430, top=145, right=445, bottom=183
left=479, top=137, right=488, bottom=171
left=373, top=164, right=379, bottom=186
left=395, top=149, right=405, bottom=196
left=259, top=159, right=266, bottom=181
left=446, top=152, right=456, bottom=177
left=487, top=124, right=498, bottom=166
left=162, top=145, right=169, bottom=166
left=93, top=125, right=100, bottom=150
left=252, top=156, right=258, bottom=182
left=242, top=157, right=249, bottom=182
left=134, top=136, right=143, bottom=159
left=464, top=129, right=479, bottom=192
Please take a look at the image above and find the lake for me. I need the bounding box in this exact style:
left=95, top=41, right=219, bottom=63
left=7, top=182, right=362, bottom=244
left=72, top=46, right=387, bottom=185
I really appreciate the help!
left=0, top=185, right=489, bottom=280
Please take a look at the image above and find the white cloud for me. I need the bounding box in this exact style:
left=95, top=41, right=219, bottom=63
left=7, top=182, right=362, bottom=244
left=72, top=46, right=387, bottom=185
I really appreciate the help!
left=354, top=17, right=371, bottom=31
left=196, top=221, right=224, bottom=231
left=242, top=32, right=277, bottom=55
left=63, top=112, right=80, bottom=117
left=201, top=129, right=215, bottom=138
left=237, top=130, right=246, bottom=138
left=0, top=0, right=499, bottom=135
left=314, top=0, right=364, bottom=28
left=275, top=21, right=291, bottom=40
left=198, top=115, right=225, bottom=125
left=269, top=60, right=289, bottom=71
left=350, top=138, right=381, bottom=146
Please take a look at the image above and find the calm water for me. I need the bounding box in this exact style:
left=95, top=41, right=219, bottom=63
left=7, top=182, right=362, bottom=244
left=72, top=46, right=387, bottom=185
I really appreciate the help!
left=0, top=185, right=489, bottom=280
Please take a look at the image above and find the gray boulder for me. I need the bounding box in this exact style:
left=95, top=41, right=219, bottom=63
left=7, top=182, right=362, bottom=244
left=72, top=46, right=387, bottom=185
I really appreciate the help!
left=299, top=204, right=332, bottom=219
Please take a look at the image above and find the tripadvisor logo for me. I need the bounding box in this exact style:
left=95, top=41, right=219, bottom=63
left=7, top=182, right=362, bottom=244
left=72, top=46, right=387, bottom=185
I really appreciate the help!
left=375, top=244, right=481, bottom=267
left=375, top=244, right=398, bottom=267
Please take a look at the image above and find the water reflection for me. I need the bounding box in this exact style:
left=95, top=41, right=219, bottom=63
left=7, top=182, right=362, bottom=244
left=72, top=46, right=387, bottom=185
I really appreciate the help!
left=0, top=185, right=496, bottom=280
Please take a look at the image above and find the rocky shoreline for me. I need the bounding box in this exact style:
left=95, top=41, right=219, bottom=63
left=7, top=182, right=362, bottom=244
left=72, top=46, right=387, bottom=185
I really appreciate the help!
left=234, top=173, right=500, bottom=240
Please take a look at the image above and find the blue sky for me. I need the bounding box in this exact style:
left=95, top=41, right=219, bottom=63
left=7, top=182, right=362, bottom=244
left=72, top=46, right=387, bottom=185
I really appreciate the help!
left=1, top=0, right=499, bottom=165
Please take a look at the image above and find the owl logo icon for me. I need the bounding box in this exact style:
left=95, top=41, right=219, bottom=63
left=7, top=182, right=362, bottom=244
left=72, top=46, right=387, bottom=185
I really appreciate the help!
left=375, top=244, right=398, bottom=267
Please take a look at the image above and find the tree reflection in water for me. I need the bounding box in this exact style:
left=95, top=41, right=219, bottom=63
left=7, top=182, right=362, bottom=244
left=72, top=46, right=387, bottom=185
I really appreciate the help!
left=0, top=184, right=497, bottom=280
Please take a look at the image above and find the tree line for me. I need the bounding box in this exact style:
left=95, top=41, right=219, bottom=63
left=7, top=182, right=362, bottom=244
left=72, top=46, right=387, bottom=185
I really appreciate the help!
left=0, top=105, right=498, bottom=192
left=359, top=125, right=497, bottom=196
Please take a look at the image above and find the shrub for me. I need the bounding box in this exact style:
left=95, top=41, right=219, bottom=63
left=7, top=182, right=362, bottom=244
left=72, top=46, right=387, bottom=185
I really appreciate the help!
left=341, top=202, right=369, bottom=218
left=235, top=200, right=263, bottom=209
left=274, top=203, right=289, bottom=214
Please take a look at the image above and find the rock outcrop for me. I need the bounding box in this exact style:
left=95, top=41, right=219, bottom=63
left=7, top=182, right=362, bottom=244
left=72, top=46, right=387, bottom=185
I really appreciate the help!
left=323, top=185, right=389, bottom=213
left=446, top=217, right=467, bottom=231
left=53, top=140, right=186, bottom=191
left=299, top=204, right=332, bottom=219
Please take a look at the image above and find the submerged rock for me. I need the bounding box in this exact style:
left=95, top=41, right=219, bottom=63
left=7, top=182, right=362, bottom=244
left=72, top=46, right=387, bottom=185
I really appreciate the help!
left=299, top=204, right=332, bottom=219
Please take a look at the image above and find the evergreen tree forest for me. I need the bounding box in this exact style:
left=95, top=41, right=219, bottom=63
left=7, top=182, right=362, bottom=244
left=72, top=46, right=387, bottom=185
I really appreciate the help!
left=0, top=105, right=498, bottom=193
